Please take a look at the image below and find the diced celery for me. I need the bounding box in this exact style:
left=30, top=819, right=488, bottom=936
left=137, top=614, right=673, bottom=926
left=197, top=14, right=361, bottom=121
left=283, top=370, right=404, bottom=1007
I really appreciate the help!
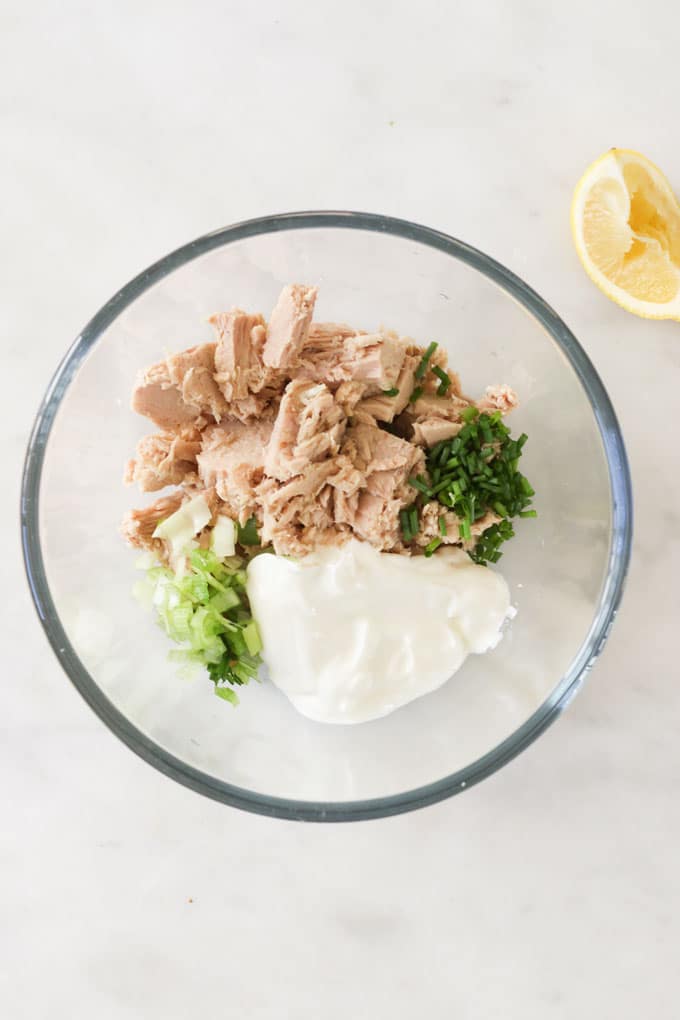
left=242, top=620, right=262, bottom=656
left=211, top=516, right=236, bottom=558
left=135, top=534, right=261, bottom=708
left=209, top=589, right=240, bottom=614
left=214, top=686, right=238, bottom=705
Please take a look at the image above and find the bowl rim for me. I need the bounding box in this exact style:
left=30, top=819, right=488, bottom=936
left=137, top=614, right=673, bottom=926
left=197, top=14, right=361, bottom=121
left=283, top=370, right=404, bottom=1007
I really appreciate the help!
left=21, top=210, right=633, bottom=822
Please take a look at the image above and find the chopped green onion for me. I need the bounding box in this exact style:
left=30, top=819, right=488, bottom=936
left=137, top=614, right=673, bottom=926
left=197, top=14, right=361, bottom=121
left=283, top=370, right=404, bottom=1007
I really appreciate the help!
left=238, top=516, right=260, bottom=546
left=423, top=410, right=536, bottom=565
left=409, top=386, right=424, bottom=404
left=414, top=341, right=438, bottom=380
left=438, top=515, right=447, bottom=537
left=399, top=509, right=412, bottom=542
left=135, top=545, right=262, bottom=705
left=408, top=474, right=431, bottom=496
left=382, top=387, right=400, bottom=397
left=424, top=537, right=442, bottom=557
left=242, top=620, right=262, bottom=656
left=432, top=365, right=451, bottom=395
left=215, top=686, right=238, bottom=704
left=408, top=506, right=419, bottom=537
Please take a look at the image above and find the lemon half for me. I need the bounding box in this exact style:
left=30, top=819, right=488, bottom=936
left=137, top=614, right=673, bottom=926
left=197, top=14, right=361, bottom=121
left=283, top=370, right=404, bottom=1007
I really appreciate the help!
left=571, top=148, right=680, bottom=319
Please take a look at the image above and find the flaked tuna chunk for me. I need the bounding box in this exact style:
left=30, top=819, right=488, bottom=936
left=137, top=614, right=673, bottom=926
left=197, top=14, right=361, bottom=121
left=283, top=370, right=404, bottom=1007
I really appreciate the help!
left=344, top=333, right=406, bottom=391
left=336, top=422, right=426, bottom=550
left=405, top=376, right=473, bottom=445
left=258, top=455, right=364, bottom=556
left=263, top=284, right=317, bottom=369
left=414, top=502, right=501, bottom=551
left=355, top=352, right=420, bottom=422
left=124, top=427, right=202, bottom=492
left=304, top=322, right=360, bottom=348
left=166, top=343, right=229, bottom=421
left=258, top=458, right=355, bottom=556
left=264, top=379, right=347, bottom=482
left=295, top=322, right=362, bottom=381
left=197, top=419, right=273, bottom=523
left=120, top=491, right=185, bottom=554
left=132, top=362, right=203, bottom=430
left=342, top=421, right=424, bottom=477
left=409, top=391, right=471, bottom=420
left=132, top=343, right=228, bottom=429
left=296, top=328, right=407, bottom=394
left=411, top=418, right=463, bottom=447
left=333, top=380, right=368, bottom=416
left=476, top=384, right=519, bottom=415
left=210, top=309, right=275, bottom=402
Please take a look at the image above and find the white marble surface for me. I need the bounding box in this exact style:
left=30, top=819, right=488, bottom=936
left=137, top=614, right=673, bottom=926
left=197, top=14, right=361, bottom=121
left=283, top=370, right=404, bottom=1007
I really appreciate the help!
left=3, top=2, right=680, bottom=1016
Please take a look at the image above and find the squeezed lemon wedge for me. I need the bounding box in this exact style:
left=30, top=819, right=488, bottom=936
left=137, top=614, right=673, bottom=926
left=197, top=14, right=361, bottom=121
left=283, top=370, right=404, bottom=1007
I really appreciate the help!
left=571, top=148, right=680, bottom=319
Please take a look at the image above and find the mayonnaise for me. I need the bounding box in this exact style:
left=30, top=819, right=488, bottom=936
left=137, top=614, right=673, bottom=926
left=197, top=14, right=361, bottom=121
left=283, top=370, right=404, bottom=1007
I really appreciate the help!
left=246, top=539, right=513, bottom=724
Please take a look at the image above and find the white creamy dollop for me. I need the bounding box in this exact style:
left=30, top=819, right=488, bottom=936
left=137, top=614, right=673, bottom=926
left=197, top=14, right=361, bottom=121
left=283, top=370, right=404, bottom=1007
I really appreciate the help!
left=246, top=539, right=513, bottom=724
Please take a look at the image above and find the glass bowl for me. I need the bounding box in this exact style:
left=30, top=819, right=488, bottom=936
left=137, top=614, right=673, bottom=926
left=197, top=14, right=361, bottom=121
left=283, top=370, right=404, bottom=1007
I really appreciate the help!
left=21, top=212, right=632, bottom=821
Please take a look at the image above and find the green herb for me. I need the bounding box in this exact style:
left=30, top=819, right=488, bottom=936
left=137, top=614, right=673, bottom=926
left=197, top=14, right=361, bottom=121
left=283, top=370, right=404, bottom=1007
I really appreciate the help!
left=415, top=341, right=439, bottom=380
left=399, top=508, right=412, bottom=542
left=408, top=474, right=432, bottom=496
left=382, top=387, right=400, bottom=397
left=424, top=537, right=442, bottom=557
left=399, top=503, right=420, bottom=543
left=139, top=547, right=261, bottom=704
left=469, top=520, right=515, bottom=565
left=238, top=516, right=260, bottom=546
left=438, top=515, right=447, bottom=537
left=424, top=411, right=536, bottom=565
left=432, top=365, right=451, bottom=396
left=409, top=386, right=424, bottom=404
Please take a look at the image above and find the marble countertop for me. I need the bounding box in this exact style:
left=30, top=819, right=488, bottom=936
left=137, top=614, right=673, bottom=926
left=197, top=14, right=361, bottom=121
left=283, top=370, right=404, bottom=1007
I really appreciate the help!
left=4, top=2, right=679, bottom=1016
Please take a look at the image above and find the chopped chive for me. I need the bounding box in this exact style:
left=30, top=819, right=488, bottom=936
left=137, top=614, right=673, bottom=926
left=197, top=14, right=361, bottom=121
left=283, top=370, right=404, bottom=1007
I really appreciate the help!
left=237, top=516, right=260, bottom=546
left=423, top=411, right=536, bottom=565
left=409, top=506, right=419, bottom=536
left=458, top=517, right=471, bottom=541
left=409, top=474, right=432, bottom=496
left=399, top=509, right=412, bottom=542
left=438, top=515, right=447, bottom=537
left=414, top=341, right=438, bottom=380
left=424, top=537, right=442, bottom=557
left=409, top=386, right=424, bottom=404
left=432, top=365, right=451, bottom=396
left=434, top=475, right=454, bottom=495
left=382, top=387, right=400, bottom=397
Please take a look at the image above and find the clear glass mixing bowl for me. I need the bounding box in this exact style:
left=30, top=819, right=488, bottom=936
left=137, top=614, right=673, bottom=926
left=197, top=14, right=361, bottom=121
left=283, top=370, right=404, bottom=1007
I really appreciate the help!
left=21, top=212, right=632, bottom=821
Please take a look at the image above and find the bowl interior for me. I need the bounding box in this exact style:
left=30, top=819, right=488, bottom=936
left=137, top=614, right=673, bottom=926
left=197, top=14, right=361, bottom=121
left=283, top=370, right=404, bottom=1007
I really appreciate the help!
left=30, top=218, right=627, bottom=815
